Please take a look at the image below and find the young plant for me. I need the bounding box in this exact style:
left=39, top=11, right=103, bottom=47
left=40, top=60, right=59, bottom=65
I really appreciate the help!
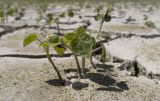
left=1, top=5, right=17, bottom=31
left=23, top=33, right=66, bottom=85
left=62, top=27, right=94, bottom=78
left=0, top=8, right=5, bottom=24
left=83, top=19, right=91, bottom=29
left=45, top=12, right=65, bottom=35
left=55, top=12, right=66, bottom=35
left=144, top=20, right=155, bottom=28
left=94, top=7, right=112, bottom=39
left=36, top=10, right=44, bottom=25
left=67, top=8, right=74, bottom=23
left=90, top=39, right=108, bottom=69
left=94, top=5, right=103, bottom=14
left=126, top=16, right=136, bottom=23
left=46, top=13, right=54, bottom=27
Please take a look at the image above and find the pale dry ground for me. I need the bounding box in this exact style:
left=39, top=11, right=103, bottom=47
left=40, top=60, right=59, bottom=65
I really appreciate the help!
left=105, top=37, right=160, bottom=75
left=0, top=3, right=160, bottom=101
left=0, top=57, right=160, bottom=101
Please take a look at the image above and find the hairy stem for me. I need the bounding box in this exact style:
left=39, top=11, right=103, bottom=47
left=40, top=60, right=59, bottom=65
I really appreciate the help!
left=56, top=22, right=60, bottom=35
left=90, top=55, right=96, bottom=69
left=68, top=17, right=70, bottom=23
left=82, top=57, right=85, bottom=75
left=97, top=19, right=104, bottom=39
left=74, top=55, right=82, bottom=78
left=44, top=47, right=63, bottom=81
left=61, top=40, right=82, bottom=78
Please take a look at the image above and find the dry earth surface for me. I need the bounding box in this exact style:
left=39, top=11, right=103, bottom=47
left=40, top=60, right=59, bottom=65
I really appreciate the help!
left=0, top=3, right=160, bottom=101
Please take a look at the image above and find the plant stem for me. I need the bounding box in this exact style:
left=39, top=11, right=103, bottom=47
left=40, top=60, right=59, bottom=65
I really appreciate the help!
left=68, top=17, right=70, bottom=23
left=61, top=40, right=83, bottom=78
left=90, top=46, right=103, bottom=69
left=44, top=47, right=63, bottom=81
left=97, top=19, right=104, bottom=39
left=74, top=55, right=82, bottom=78
left=90, top=55, right=96, bottom=69
left=56, top=22, right=60, bottom=35
left=92, top=46, right=103, bottom=53
left=82, top=57, right=85, bottom=75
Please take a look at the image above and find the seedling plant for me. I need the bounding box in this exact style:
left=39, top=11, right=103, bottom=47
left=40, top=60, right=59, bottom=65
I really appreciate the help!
left=94, top=7, right=112, bottom=38
left=23, top=5, right=111, bottom=86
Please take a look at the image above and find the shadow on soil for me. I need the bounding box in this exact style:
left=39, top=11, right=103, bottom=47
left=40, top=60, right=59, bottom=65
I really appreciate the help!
left=87, top=64, right=129, bottom=92
left=45, top=64, right=129, bottom=91
left=64, top=68, right=89, bottom=90
left=46, top=79, right=89, bottom=90
left=64, top=68, right=90, bottom=73
left=45, top=79, right=66, bottom=87
left=95, top=64, right=114, bottom=72
left=72, top=81, right=89, bottom=90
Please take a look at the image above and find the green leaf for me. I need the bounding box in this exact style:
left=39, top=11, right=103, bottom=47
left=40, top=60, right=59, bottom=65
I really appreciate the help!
left=94, top=14, right=103, bottom=21
left=103, top=9, right=111, bottom=22
left=94, top=6, right=103, bottom=13
left=71, top=33, right=93, bottom=57
left=76, top=26, right=86, bottom=34
left=144, top=20, right=155, bottom=28
left=46, top=18, right=53, bottom=25
left=104, top=14, right=111, bottom=22
left=67, top=9, right=74, bottom=17
left=63, top=27, right=86, bottom=46
left=54, top=44, right=66, bottom=56
left=48, top=35, right=59, bottom=44
left=0, top=9, right=4, bottom=18
left=39, top=41, right=49, bottom=47
left=59, top=12, right=65, bottom=18
left=47, top=13, right=53, bottom=18
left=46, top=13, right=53, bottom=25
left=23, top=34, right=37, bottom=47
left=7, top=8, right=14, bottom=16
left=63, top=32, right=76, bottom=45
left=85, top=20, right=91, bottom=26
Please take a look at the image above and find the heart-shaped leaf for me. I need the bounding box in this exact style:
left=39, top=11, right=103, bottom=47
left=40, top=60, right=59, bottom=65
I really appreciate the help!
left=94, top=14, right=103, bottom=21
left=39, top=41, right=49, bottom=47
left=71, top=33, right=93, bottom=57
left=63, top=32, right=77, bottom=45
left=54, top=44, right=66, bottom=56
left=103, top=10, right=111, bottom=22
left=76, top=26, right=86, bottom=34
left=23, top=34, right=37, bottom=47
left=48, top=35, right=59, bottom=44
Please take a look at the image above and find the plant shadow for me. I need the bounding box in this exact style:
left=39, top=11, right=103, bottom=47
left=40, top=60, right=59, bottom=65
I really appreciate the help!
left=87, top=73, right=116, bottom=86
left=87, top=73, right=129, bottom=92
left=96, top=87, right=123, bottom=92
left=95, top=64, right=114, bottom=72
left=116, top=81, right=129, bottom=90
left=45, top=79, right=66, bottom=87
left=64, top=68, right=90, bottom=73
left=72, top=81, right=89, bottom=90
left=95, top=64, right=118, bottom=77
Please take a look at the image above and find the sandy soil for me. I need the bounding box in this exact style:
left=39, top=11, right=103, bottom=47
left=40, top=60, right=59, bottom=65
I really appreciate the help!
left=0, top=3, right=160, bottom=101
left=0, top=57, right=160, bottom=101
